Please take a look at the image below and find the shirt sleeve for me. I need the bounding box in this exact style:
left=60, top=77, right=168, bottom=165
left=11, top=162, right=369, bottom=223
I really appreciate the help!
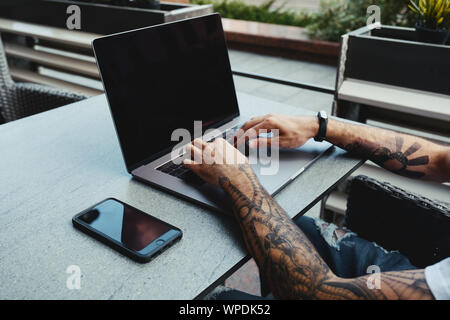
left=425, top=257, right=450, bottom=300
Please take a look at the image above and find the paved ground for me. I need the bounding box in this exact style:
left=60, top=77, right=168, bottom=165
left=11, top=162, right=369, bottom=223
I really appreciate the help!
left=224, top=49, right=336, bottom=297
left=229, top=49, right=336, bottom=116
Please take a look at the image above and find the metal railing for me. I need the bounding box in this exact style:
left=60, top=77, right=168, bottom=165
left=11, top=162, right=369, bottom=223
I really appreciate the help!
left=232, top=70, right=335, bottom=95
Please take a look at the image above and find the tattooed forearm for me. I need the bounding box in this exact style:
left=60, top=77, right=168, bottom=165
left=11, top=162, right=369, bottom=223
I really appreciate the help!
left=323, top=269, right=432, bottom=300
left=219, top=165, right=332, bottom=299
left=326, top=119, right=450, bottom=182
left=220, top=164, right=433, bottom=300
left=337, top=137, right=429, bottom=179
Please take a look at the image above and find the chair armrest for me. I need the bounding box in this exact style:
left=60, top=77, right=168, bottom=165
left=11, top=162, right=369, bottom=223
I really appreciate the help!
left=1, top=82, right=87, bottom=121
left=344, top=175, right=450, bottom=268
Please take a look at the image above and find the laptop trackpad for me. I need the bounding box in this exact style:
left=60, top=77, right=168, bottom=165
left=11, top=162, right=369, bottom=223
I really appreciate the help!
left=250, top=139, right=332, bottom=195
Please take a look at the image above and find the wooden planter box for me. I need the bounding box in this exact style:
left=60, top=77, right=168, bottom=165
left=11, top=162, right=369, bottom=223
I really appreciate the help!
left=343, top=25, right=450, bottom=96
left=334, top=25, right=450, bottom=136
left=0, top=0, right=213, bottom=34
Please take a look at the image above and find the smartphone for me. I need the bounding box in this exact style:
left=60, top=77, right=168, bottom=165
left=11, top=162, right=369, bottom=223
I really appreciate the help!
left=72, top=198, right=182, bottom=263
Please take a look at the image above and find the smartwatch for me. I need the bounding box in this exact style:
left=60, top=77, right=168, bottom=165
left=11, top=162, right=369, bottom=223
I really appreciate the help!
left=314, top=111, right=328, bottom=142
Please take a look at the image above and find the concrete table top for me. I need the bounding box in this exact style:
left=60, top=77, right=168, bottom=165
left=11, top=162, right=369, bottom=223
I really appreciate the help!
left=0, top=92, right=363, bottom=299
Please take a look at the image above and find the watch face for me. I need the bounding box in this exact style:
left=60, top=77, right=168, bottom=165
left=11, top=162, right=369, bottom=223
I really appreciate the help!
left=319, top=111, right=328, bottom=119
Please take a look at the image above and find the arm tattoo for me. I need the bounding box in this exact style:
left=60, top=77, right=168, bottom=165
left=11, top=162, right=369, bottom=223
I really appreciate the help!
left=337, top=136, right=429, bottom=179
left=324, top=269, right=432, bottom=300
left=220, top=165, right=433, bottom=300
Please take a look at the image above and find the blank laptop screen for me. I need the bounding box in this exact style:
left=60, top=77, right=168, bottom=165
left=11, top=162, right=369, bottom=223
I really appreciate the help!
left=93, top=14, right=239, bottom=170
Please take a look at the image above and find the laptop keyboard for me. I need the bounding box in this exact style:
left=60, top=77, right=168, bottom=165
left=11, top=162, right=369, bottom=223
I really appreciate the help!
left=156, top=124, right=242, bottom=185
left=156, top=159, right=204, bottom=185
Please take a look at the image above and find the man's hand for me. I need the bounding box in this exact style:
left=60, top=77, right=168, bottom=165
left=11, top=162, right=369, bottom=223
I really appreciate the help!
left=234, top=113, right=450, bottom=182
left=183, top=138, right=250, bottom=188
left=234, top=114, right=318, bottom=149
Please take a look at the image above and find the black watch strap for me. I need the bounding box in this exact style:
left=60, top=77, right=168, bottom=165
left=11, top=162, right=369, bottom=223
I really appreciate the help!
left=314, top=111, right=328, bottom=142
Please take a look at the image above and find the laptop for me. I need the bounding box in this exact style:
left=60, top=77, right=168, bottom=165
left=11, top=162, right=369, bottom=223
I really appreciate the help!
left=93, top=13, right=332, bottom=213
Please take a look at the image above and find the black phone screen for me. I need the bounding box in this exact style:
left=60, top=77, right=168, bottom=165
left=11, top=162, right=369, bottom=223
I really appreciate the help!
left=77, top=199, right=174, bottom=252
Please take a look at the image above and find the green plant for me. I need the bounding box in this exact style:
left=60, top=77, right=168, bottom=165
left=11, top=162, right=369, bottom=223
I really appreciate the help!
left=305, top=0, right=414, bottom=42
left=304, top=0, right=359, bottom=42
left=408, top=0, right=450, bottom=29
left=191, top=0, right=313, bottom=27
left=77, top=0, right=420, bottom=43
left=194, top=0, right=416, bottom=42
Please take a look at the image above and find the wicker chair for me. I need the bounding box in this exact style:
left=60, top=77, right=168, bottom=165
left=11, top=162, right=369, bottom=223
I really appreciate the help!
left=0, top=36, right=87, bottom=124
left=345, top=175, right=450, bottom=268
left=259, top=175, right=450, bottom=297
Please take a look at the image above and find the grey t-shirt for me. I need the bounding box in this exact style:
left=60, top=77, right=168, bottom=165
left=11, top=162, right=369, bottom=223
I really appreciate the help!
left=425, top=257, right=450, bottom=300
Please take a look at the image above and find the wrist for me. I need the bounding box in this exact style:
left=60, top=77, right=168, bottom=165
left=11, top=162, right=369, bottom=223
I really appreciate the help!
left=309, top=116, right=320, bottom=140
left=296, top=116, right=319, bottom=140
left=220, top=165, right=255, bottom=198
left=323, top=118, right=340, bottom=143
